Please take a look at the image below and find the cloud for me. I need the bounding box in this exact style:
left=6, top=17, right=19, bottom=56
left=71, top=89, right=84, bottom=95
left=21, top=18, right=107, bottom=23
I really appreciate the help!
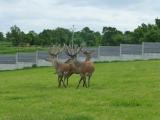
left=0, top=0, right=160, bottom=35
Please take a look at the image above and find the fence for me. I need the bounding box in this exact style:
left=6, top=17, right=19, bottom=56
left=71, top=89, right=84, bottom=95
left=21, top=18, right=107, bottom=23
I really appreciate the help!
left=0, top=42, right=160, bottom=71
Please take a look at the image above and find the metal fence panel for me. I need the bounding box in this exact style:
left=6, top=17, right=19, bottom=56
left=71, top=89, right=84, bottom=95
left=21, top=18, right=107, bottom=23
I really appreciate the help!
left=18, top=53, right=36, bottom=63
left=100, top=46, right=120, bottom=56
left=121, top=44, right=142, bottom=55
left=38, top=51, right=50, bottom=60
left=0, top=55, right=16, bottom=64
left=144, top=42, right=160, bottom=53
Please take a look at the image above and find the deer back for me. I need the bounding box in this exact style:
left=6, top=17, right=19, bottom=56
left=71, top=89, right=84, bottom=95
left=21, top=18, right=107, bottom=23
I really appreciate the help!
left=81, top=61, right=95, bottom=75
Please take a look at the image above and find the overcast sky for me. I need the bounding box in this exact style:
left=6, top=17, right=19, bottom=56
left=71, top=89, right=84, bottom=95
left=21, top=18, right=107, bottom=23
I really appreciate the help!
left=0, top=0, right=159, bottom=35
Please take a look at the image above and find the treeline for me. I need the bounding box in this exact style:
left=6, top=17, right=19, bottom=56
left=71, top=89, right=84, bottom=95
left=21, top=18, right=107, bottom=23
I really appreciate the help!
left=0, top=18, right=160, bottom=47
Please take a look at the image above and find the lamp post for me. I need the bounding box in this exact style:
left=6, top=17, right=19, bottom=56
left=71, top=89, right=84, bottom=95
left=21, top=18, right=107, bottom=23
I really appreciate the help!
left=70, top=25, right=76, bottom=49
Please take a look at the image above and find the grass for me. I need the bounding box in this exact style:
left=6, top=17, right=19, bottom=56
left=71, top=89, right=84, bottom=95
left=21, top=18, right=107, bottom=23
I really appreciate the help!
left=0, top=41, right=47, bottom=54
left=0, top=60, right=160, bottom=120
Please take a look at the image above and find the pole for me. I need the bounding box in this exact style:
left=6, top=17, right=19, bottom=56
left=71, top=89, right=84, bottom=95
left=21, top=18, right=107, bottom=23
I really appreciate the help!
left=70, top=25, right=76, bottom=49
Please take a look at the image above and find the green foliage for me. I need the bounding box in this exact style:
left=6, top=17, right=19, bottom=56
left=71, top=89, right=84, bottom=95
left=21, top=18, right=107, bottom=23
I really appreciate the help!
left=32, top=64, right=37, bottom=68
left=0, top=60, right=160, bottom=120
left=155, top=17, right=160, bottom=28
left=10, top=25, right=21, bottom=46
left=81, top=27, right=97, bottom=46
left=144, top=29, right=160, bottom=42
left=0, top=32, right=4, bottom=41
left=2, top=17, right=160, bottom=47
left=101, top=27, right=123, bottom=46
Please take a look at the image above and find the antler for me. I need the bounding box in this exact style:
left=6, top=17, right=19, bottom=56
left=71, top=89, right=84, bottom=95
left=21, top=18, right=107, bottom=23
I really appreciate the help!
left=57, top=44, right=65, bottom=54
left=65, top=44, right=83, bottom=58
left=64, top=44, right=72, bottom=57
left=48, top=44, right=64, bottom=56
left=74, top=44, right=78, bottom=55
left=89, top=49, right=95, bottom=54
left=48, top=46, right=54, bottom=56
left=81, top=49, right=95, bottom=54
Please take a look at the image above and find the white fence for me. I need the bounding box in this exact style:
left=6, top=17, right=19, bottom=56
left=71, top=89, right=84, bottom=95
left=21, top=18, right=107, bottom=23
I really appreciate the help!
left=0, top=42, right=160, bottom=71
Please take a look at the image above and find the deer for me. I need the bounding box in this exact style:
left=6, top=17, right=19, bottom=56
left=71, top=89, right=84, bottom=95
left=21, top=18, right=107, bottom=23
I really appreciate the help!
left=64, top=45, right=95, bottom=86
left=65, top=44, right=95, bottom=89
left=45, top=44, right=71, bottom=88
left=63, top=44, right=82, bottom=86
left=80, top=49, right=95, bottom=87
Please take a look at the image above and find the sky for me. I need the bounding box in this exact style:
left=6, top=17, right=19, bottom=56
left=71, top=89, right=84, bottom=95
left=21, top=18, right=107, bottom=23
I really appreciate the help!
left=0, top=0, right=160, bottom=35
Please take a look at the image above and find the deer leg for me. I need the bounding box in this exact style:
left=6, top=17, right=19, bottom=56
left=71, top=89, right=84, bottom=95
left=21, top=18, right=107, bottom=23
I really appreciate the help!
left=65, top=71, right=71, bottom=85
left=67, top=72, right=73, bottom=85
left=77, top=76, right=87, bottom=89
left=83, top=76, right=87, bottom=88
left=88, top=76, right=91, bottom=87
left=63, top=74, right=67, bottom=85
left=60, top=74, right=66, bottom=88
left=58, top=75, right=61, bottom=87
left=83, top=76, right=87, bottom=87
left=76, top=77, right=83, bottom=89
left=63, top=71, right=69, bottom=85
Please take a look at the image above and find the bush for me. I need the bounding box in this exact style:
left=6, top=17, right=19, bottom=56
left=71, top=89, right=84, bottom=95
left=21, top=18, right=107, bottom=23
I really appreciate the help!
left=32, top=64, right=37, bottom=68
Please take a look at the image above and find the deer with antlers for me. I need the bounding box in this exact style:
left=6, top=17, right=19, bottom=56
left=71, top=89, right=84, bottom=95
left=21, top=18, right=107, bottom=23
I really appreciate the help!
left=45, top=44, right=70, bottom=88
left=64, top=46, right=95, bottom=86
left=65, top=44, right=95, bottom=89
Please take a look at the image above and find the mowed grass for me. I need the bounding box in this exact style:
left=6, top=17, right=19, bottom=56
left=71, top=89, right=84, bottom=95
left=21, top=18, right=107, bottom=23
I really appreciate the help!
left=0, top=60, right=160, bottom=120
left=0, top=41, right=47, bottom=54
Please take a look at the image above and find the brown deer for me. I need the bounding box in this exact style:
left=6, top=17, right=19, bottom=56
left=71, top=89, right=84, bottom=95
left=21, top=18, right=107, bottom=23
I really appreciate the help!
left=63, top=44, right=83, bottom=85
left=80, top=49, right=95, bottom=87
left=64, top=46, right=95, bottom=86
left=65, top=44, right=95, bottom=89
left=45, top=45, right=70, bottom=87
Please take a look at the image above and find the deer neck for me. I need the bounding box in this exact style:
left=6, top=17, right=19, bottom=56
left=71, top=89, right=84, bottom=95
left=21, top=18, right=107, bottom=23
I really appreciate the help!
left=52, top=59, right=60, bottom=69
left=85, top=57, right=90, bottom=61
left=72, top=59, right=83, bottom=72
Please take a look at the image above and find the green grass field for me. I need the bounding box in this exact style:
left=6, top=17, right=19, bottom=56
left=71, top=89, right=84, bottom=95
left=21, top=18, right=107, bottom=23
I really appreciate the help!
left=0, top=60, right=160, bottom=120
left=0, top=41, right=47, bottom=54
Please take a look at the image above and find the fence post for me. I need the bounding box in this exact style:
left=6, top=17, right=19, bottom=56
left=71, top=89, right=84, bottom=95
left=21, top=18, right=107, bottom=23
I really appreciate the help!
left=16, top=52, right=18, bottom=69
left=142, top=42, right=144, bottom=60
left=98, top=45, right=100, bottom=62
left=36, top=50, right=38, bottom=66
left=120, top=44, right=122, bottom=61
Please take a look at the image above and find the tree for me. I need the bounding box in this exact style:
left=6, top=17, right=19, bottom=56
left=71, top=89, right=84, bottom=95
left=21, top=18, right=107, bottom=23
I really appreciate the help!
left=155, top=17, right=160, bottom=28
left=27, top=30, right=38, bottom=45
left=73, top=31, right=83, bottom=46
left=81, top=27, right=96, bottom=46
left=39, top=29, right=52, bottom=46
left=6, top=25, right=21, bottom=46
left=101, top=27, right=118, bottom=46
left=143, top=29, right=160, bottom=42
left=94, top=31, right=102, bottom=46
left=20, top=32, right=32, bottom=45
left=130, top=22, right=158, bottom=44
left=131, top=27, right=144, bottom=44
left=112, top=34, right=125, bottom=45
left=52, top=28, right=68, bottom=45
left=0, top=32, right=4, bottom=41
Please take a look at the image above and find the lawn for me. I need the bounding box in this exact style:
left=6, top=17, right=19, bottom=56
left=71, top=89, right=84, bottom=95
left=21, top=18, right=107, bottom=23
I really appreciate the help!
left=0, top=41, right=47, bottom=54
left=0, top=60, right=160, bottom=120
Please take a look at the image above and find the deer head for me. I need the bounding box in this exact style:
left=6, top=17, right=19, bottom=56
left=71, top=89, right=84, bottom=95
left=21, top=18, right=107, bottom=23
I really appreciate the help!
left=81, top=49, right=95, bottom=61
left=45, top=44, right=65, bottom=61
left=64, top=44, right=83, bottom=64
left=65, top=44, right=83, bottom=58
